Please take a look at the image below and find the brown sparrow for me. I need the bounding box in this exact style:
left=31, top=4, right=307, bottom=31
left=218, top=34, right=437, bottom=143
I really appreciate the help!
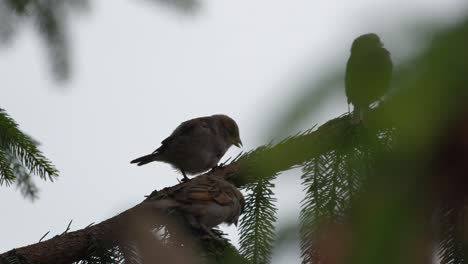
left=152, top=175, right=244, bottom=239
left=131, top=114, right=242, bottom=180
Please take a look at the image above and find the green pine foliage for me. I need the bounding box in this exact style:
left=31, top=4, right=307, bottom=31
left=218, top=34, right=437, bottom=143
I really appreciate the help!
left=239, top=178, right=277, bottom=264
left=2, top=2, right=468, bottom=264
left=7, top=154, right=40, bottom=200
left=437, top=205, right=467, bottom=264
left=0, top=0, right=198, bottom=82
left=299, top=126, right=394, bottom=263
left=0, top=109, right=58, bottom=199
left=78, top=239, right=139, bottom=264
left=300, top=152, right=349, bottom=264
left=0, top=148, right=14, bottom=184
left=0, top=0, right=90, bottom=81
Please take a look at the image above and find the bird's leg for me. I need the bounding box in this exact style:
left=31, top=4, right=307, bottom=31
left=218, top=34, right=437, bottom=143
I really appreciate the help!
left=210, top=164, right=222, bottom=172
left=184, top=216, right=224, bottom=242
left=199, top=223, right=224, bottom=243
left=180, top=170, right=190, bottom=182
left=211, top=157, right=232, bottom=172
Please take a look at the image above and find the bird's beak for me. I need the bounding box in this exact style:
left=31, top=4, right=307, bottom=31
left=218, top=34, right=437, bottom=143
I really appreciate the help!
left=234, top=139, right=243, bottom=148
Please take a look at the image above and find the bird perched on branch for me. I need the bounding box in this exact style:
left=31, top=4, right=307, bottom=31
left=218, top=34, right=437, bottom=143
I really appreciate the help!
left=131, top=114, right=242, bottom=181
left=152, top=175, right=244, bottom=240
left=345, top=33, right=393, bottom=122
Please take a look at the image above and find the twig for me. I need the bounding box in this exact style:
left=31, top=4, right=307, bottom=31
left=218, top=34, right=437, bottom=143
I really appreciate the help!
left=39, top=231, right=50, bottom=242
left=61, top=220, right=73, bottom=235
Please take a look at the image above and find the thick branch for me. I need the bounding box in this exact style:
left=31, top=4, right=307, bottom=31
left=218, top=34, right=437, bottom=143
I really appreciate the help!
left=0, top=203, right=145, bottom=264
left=1, top=110, right=378, bottom=264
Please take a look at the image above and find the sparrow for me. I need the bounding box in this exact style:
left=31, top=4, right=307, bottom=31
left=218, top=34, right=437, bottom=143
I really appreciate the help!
left=152, top=175, right=244, bottom=239
left=345, top=33, right=393, bottom=122
left=131, top=114, right=242, bottom=180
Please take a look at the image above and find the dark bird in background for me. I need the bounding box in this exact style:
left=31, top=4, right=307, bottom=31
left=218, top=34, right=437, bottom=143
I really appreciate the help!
left=153, top=174, right=244, bottom=240
left=131, top=114, right=242, bottom=181
left=345, top=33, right=393, bottom=122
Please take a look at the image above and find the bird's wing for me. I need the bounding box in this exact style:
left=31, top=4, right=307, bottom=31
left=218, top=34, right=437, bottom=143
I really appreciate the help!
left=172, top=176, right=235, bottom=206
left=380, top=48, right=393, bottom=82
left=152, top=117, right=213, bottom=153
left=345, top=54, right=361, bottom=101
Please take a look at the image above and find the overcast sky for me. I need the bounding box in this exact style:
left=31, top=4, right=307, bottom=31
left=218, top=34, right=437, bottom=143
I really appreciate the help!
left=1, top=0, right=467, bottom=262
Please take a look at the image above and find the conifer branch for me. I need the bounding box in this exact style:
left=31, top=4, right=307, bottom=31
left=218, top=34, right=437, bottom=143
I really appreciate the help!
left=437, top=205, right=466, bottom=264
left=0, top=109, right=58, bottom=199
left=239, top=178, right=277, bottom=264
left=0, top=109, right=362, bottom=263
left=0, top=107, right=392, bottom=264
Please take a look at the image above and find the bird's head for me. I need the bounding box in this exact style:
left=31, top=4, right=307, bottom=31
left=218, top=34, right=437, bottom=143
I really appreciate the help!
left=351, top=33, right=383, bottom=53
left=215, top=114, right=242, bottom=148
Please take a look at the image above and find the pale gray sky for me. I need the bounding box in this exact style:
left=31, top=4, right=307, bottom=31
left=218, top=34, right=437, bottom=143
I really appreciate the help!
left=1, top=0, right=467, bottom=262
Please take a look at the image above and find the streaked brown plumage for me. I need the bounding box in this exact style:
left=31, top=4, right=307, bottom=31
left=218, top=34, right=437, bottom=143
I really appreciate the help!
left=131, top=114, right=242, bottom=180
left=152, top=175, right=244, bottom=238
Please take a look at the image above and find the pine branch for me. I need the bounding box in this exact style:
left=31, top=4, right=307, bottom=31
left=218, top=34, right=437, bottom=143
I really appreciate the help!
left=147, top=0, right=201, bottom=14
left=0, top=175, right=244, bottom=264
left=239, top=178, right=277, bottom=264
left=1, top=0, right=199, bottom=81
left=299, top=150, right=349, bottom=264
left=0, top=108, right=390, bottom=264
left=0, top=0, right=89, bottom=81
left=34, top=0, right=70, bottom=80
left=230, top=107, right=392, bottom=189
left=437, top=204, right=468, bottom=263
left=8, top=154, right=39, bottom=200
left=300, top=158, right=326, bottom=264
left=76, top=241, right=128, bottom=264
left=298, top=124, right=394, bottom=264
left=0, top=148, right=15, bottom=185
left=0, top=109, right=58, bottom=188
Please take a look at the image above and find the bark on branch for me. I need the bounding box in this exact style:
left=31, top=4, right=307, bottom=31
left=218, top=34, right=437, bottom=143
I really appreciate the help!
left=1, top=110, right=383, bottom=264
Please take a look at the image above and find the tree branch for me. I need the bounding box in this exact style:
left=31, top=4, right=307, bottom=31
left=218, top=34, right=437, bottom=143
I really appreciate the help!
left=1, top=110, right=385, bottom=264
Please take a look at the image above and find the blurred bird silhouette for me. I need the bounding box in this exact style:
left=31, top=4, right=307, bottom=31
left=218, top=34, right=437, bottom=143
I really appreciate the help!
left=345, top=33, right=393, bottom=122
left=131, top=114, right=242, bottom=181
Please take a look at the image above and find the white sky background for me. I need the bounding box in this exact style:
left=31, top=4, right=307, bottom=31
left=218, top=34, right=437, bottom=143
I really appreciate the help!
left=1, top=0, right=467, bottom=262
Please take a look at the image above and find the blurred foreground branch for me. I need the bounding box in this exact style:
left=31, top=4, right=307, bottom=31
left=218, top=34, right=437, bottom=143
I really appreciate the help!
left=3, top=14, right=468, bottom=264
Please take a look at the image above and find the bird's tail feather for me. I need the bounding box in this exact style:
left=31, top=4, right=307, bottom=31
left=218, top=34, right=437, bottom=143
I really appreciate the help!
left=130, top=153, right=160, bottom=166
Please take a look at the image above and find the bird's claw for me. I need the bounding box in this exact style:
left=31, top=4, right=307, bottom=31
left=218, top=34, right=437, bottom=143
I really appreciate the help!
left=210, top=165, right=222, bottom=172
left=201, top=234, right=226, bottom=244
left=178, top=170, right=190, bottom=183
left=211, top=158, right=231, bottom=172
left=199, top=226, right=226, bottom=244
left=179, top=177, right=190, bottom=183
